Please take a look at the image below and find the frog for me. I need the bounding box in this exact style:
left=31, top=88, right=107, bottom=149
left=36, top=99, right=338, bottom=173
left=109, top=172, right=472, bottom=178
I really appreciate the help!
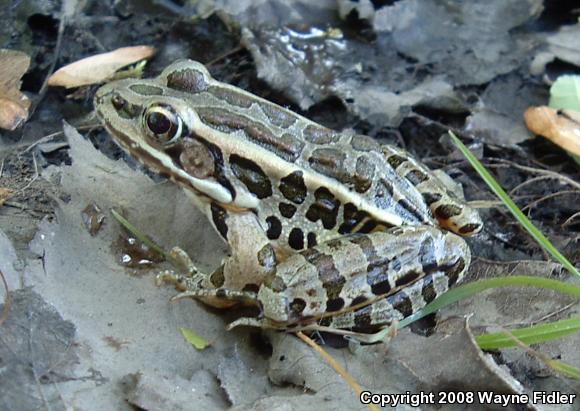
left=93, top=60, right=482, bottom=335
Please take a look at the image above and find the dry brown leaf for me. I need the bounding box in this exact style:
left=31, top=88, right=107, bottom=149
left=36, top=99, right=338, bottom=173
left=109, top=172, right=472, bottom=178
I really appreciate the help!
left=0, top=187, right=14, bottom=206
left=0, top=98, right=29, bottom=130
left=0, top=49, right=31, bottom=130
left=48, top=46, right=155, bottom=88
left=524, top=106, right=580, bottom=156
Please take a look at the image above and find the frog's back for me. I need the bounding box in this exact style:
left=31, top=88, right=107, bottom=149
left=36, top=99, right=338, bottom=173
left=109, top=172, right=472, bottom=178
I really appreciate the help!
left=157, top=62, right=435, bottom=227
left=97, top=59, right=481, bottom=250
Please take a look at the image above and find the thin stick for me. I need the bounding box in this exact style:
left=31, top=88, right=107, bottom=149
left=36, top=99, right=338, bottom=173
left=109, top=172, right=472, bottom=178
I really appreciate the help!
left=509, top=175, right=554, bottom=196
left=562, top=212, right=580, bottom=228
left=22, top=124, right=97, bottom=154
left=485, top=158, right=580, bottom=191
left=0, top=270, right=11, bottom=326
left=29, top=0, right=68, bottom=116
left=521, top=190, right=578, bottom=213
left=296, top=331, right=379, bottom=411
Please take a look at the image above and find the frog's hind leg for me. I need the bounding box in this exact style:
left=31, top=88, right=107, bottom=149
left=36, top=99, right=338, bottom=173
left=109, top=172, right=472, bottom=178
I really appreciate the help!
left=246, top=226, right=470, bottom=334
left=382, top=145, right=483, bottom=236
left=324, top=227, right=471, bottom=333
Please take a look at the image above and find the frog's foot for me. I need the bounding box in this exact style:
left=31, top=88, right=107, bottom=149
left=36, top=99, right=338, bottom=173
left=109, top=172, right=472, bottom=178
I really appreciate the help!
left=227, top=318, right=398, bottom=345
left=156, top=269, right=258, bottom=308
left=167, top=246, right=201, bottom=277
left=155, top=270, right=205, bottom=291
left=345, top=321, right=398, bottom=350
left=171, top=288, right=259, bottom=305
left=226, top=317, right=282, bottom=330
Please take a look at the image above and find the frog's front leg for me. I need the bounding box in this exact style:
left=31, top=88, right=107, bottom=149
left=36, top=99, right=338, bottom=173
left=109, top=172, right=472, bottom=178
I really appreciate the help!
left=159, top=206, right=277, bottom=308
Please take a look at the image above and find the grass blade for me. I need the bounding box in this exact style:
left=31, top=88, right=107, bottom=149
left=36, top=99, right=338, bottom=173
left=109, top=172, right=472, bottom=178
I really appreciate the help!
left=547, top=359, right=580, bottom=379
left=110, top=208, right=185, bottom=268
left=475, top=316, right=580, bottom=349
left=448, top=131, right=579, bottom=278
left=399, top=276, right=580, bottom=328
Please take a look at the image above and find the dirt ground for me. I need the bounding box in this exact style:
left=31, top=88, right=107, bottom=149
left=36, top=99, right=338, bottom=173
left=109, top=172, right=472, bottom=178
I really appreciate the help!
left=1, top=1, right=579, bottom=410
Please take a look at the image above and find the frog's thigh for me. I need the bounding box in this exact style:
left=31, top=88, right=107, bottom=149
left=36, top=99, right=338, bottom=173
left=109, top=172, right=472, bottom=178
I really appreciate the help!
left=327, top=227, right=470, bottom=331
left=266, top=226, right=470, bottom=330
left=211, top=208, right=276, bottom=291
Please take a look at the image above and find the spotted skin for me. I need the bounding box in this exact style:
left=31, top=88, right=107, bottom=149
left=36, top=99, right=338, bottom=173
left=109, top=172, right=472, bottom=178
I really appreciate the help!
left=210, top=203, right=229, bottom=240
left=305, top=187, right=341, bottom=230
left=260, top=226, right=470, bottom=331
left=229, top=154, right=272, bottom=199
left=279, top=171, right=307, bottom=204
left=94, top=59, right=482, bottom=335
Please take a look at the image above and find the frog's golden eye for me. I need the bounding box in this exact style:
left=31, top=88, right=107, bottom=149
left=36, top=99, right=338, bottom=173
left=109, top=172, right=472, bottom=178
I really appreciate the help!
left=143, top=105, right=183, bottom=145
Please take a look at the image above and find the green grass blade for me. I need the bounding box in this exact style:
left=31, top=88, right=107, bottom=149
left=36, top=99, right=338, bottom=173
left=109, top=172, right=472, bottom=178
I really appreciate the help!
left=110, top=208, right=187, bottom=269
left=475, top=316, right=580, bottom=349
left=110, top=208, right=168, bottom=257
left=448, top=131, right=579, bottom=278
left=398, top=276, right=580, bottom=328
left=547, top=359, right=580, bottom=379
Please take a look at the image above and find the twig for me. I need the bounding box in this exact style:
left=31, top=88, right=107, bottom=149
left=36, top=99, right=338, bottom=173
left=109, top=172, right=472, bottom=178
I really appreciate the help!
left=410, top=113, right=466, bottom=139
left=503, top=302, right=576, bottom=328
left=485, top=158, right=580, bottom=191
left=467, top=200, right=503, bottom=209
left=22, top=130, right=65, bottom=154
left=14, top=152, right=39, bottom=195
left=509, top=176, right=558, bottom=196
left=0, top=270, right=11, bottom=326
left=521, top=190, right=579, bottom=214
left=296, top=331, right=379, bottom=411
left=205, top=46, right=244, bottom=67
left=562, top=212, right=580, bottom=228
left=22, top=124, right=97, bottom=154
left=29, top=0, right=68, bottom=117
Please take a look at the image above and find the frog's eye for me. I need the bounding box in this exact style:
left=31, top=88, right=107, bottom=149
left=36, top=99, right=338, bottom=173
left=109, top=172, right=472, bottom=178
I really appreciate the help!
left=143, top=105, right=183, bottom=145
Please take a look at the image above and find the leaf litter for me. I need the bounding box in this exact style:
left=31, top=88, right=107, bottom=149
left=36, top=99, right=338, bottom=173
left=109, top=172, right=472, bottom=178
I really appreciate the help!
left=0, top=49, right=31, bottom=130
left=2, top=0, right=580, bottom=409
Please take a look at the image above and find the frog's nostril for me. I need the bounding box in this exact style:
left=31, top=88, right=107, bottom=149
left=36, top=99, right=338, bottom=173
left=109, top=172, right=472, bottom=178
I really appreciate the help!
left=111, top=93, right=126, bottom=111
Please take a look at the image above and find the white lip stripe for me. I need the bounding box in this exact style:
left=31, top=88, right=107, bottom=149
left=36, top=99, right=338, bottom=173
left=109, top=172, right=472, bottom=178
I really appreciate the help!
left=106, top=89, right=405, bottom=225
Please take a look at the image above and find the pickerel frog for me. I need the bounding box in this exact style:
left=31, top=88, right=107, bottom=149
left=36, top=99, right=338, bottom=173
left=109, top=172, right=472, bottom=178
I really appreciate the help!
left=94, top=60, right=482, bottom=335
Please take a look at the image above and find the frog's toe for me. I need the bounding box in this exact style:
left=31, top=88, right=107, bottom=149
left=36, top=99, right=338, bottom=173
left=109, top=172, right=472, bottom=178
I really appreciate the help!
left=227, top=317, right=277, bottom=330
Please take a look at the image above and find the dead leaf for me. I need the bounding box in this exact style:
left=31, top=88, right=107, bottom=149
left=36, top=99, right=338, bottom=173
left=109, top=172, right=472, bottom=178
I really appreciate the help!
left=180, top=327, right=211, bottom=350
left=546, top=25, right=580, bottom=68
left=0, top=188, right=13, bottom=206
left=125, top=371, right=227, bottom=410
left=0, top=49, right=31, bottom=130
left=81, top=203, right=105, bottom=236
left=530, top=25, right=580, bottom=74
left=47, top=46, right=155, bottom=88
left=0, top=289, right=78, bottom=410
left=524, top=106, right=580, bottom=156
left=0, top=98, right=28, bottom=130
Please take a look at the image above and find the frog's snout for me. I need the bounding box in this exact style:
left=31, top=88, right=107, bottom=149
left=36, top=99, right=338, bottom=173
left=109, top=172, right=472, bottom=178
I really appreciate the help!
left=94, top=85, right=134, bottom=122
left=94, top=83, right=113, bottom=104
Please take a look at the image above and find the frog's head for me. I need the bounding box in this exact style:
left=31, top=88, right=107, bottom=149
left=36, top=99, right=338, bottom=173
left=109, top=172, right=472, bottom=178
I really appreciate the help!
left=94, top=60, right=257, bottom=209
